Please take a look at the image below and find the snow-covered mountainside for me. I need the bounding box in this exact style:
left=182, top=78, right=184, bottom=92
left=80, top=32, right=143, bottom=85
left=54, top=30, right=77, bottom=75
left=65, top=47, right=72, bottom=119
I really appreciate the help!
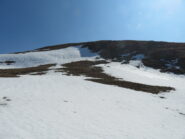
left=0, top=41, right=185, bottom=139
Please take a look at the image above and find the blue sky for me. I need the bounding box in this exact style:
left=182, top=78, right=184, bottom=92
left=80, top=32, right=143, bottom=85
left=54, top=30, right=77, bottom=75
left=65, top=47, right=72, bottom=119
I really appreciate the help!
left=0, top=0, right=185, bottom=53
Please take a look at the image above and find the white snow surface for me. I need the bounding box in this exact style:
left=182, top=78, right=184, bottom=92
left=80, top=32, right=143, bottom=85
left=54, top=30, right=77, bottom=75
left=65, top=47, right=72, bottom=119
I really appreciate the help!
left=0, top=47, right=185, bottom=139
left=0, top=46, right=97, bottom=69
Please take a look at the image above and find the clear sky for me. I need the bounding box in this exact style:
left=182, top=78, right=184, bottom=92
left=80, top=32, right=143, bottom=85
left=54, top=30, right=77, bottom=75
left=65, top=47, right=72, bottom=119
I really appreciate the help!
left=0, top=0, right=185, bottom=53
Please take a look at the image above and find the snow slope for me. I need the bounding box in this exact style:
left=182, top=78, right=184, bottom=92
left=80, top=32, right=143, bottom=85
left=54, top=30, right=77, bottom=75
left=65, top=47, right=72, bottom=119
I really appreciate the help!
left=0, top=46, right=185, bottom=139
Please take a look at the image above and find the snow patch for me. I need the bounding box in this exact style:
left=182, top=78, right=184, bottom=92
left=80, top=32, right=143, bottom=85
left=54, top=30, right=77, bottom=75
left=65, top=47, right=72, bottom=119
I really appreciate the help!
left=0, top=46, right=98, bottom=69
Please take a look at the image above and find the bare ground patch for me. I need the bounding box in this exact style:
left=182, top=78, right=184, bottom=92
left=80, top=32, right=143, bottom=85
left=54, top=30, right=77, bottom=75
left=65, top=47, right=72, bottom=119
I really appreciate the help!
left=57, top=60, right=175, bottom=94
left=0, top=64, right=56, bottom=77
left=0, top=60, right=15, bottom=65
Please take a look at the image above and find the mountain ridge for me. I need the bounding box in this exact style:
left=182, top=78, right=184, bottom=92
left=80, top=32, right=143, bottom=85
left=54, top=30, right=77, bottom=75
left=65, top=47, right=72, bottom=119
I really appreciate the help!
left=13, top=40, right=185, bottom=75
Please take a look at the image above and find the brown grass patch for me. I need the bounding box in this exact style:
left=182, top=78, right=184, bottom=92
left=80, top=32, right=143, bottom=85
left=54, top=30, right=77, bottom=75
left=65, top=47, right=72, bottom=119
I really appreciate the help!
left=0, top=64, right=56, bottom=77
left=58, top=60, right=175, bottom=94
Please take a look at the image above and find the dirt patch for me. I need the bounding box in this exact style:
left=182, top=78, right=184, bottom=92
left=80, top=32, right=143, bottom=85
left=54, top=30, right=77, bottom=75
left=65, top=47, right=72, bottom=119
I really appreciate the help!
left=0, top=64, right=56, bottom=77
left=179, top=112, right=185, bottom=116
left=0, top=96, right=11, bottom=106
left=0, top=61, right=15, bottom=65
left=58, top=60, right=175, bottom=94
left=159, top=96, right=166, bottom=99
